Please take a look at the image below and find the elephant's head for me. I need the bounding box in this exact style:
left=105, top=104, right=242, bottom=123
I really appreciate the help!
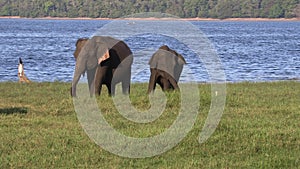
left=72, top=37, right=105, bottom=97
left=72, top=38, right=89, bottom=97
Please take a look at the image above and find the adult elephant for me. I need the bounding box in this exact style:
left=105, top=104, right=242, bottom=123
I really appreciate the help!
left=71, top=36, right=133, bottom=97
left=148, top=45, right=186, bottom=93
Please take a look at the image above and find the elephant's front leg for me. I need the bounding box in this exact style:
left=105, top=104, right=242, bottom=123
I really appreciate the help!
left=94, top=65, right=109, bottom=96
left=87, top=67, right=96, bottom=96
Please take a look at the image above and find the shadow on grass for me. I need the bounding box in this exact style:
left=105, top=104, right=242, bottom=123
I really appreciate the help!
left=0, top=107, right=28, bottom=115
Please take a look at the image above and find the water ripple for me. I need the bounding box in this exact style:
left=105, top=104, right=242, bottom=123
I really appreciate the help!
left=0, top=19, right=299, bottom=83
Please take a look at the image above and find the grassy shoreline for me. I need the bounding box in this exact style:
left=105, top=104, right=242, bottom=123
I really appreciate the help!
left=1, top=16, right=300, bottom=21
left=0, top=81, right=299, bottom=168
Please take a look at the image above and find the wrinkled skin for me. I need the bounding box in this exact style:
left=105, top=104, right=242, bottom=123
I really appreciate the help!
left=148, top=45, right=186, bottom=93
left=71, top=36, right=133, bottom=97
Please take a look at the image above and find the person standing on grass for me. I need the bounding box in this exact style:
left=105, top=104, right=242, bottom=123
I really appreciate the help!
left=18, top=57, right=30, bottom=83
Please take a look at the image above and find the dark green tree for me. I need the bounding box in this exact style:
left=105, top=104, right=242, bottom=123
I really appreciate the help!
left=0, top=0, right=299, bottom=19
left=268, top=3, right=284, bottom=18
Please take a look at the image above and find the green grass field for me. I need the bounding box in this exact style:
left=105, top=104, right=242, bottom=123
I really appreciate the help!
left=0, top=81, right=299, bottom=168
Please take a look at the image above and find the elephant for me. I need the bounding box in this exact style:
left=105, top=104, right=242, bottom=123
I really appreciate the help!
left=71, top=36, right=133, bottom=97
left=148, top=45, right=186, bottom=93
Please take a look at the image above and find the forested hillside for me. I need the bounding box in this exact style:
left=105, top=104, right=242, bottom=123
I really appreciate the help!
left=1, top=0, right=299, bottom=19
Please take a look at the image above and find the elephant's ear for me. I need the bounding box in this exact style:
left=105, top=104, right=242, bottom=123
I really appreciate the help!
left=98, top=49, right=110, bottom=64
left=74, top=38, right=88, bottom=60
left=177, top=54, right=187, bottom=65
left=94, top=37, right=111, bottom=64
left=148, top=51, right=159, bottom=68
left=167, top=47, right=186, bottom=65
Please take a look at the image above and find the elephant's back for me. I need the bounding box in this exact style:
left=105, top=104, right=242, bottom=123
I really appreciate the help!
left=93, top=36, right=132, bottom=60
left=111, top=41, right=132, bottom=62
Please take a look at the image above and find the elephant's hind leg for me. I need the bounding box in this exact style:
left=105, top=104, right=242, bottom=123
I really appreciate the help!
left=160, top=77, right=171, bottom=91
left=87, top=68, right=96, bottom=96
left=121, top=78, right=130, bottom=95
left=121, top=69, right=131, bottom=95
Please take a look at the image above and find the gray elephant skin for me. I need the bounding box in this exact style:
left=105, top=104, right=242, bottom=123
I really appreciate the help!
left=148, top=45, right=186, bottom=93
left=71, top=36, right=133, bottom=97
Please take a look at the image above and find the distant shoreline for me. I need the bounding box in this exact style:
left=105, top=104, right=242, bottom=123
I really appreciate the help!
left=1, top=16, right=299, bottom=21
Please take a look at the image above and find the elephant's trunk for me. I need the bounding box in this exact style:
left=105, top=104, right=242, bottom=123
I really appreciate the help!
left=71, top=55, right=87, bottom=97
left=71, top=71, right=81, bottom=97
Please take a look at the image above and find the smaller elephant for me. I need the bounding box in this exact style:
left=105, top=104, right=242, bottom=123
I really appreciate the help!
left=148, top=45, right=186, bottom=93
left=71, top=36, right=133, bottom=97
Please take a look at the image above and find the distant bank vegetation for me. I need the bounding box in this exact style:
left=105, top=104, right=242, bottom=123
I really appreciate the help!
left=0, top=0, right=299, bottom=19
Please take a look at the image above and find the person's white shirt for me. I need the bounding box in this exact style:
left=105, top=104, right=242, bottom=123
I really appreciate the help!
left=18, top=63, right=23, bottom=77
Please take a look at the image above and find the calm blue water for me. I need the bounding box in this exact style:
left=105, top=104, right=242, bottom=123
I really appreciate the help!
left=0, top=19, right=299, bottom=83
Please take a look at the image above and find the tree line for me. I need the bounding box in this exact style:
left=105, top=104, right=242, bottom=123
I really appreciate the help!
left=1, top=0, right=299, bottom=19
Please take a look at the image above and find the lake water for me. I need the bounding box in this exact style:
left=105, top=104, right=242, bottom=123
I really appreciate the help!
left=0, top=19, right=299, bottom=83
